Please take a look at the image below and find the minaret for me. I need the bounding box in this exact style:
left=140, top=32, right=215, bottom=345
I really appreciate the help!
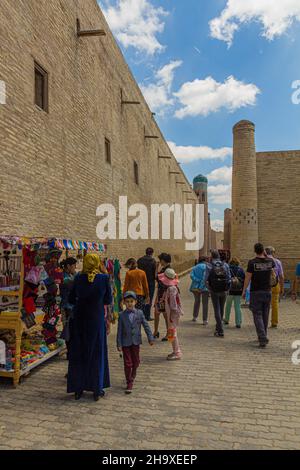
left=193, top=175, right=209, bottom=257
left=231, top=120, right=258, bottom=264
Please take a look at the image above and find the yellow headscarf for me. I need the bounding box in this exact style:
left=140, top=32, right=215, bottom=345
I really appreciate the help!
left=82, top=254, right=101, bottom=283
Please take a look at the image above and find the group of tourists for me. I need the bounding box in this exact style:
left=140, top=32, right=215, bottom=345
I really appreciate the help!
left=60, top=249, right=184, bottom=400
left=190, top=243, right=284, bottom=346
left=59, top=242, right=287, bottom=402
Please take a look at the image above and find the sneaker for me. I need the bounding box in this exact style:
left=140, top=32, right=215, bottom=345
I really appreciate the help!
left=125, top=383, right=133, bottom=394
left=202, top=321, right=208, bottom=326
left=167, top=354, right=182, bottom=361
left=167, top=352, right=176, bottom=359
left=214, top=331, right=224, bottom=338
left=192, top=318, right=197, bottom=322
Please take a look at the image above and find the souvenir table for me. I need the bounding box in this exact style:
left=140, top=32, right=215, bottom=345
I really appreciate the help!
left=0, top=236, right=106, bottom=386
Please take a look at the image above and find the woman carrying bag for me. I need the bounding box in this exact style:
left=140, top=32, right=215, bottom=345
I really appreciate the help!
left=224, top=257, right=245, bottom=328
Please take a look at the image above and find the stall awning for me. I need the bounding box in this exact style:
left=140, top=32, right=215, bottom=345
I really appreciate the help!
left=0, top=236, right=107, bottom=252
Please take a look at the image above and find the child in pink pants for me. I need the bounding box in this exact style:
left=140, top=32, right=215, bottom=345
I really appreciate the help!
left=158, top=269, right=184, bottom=360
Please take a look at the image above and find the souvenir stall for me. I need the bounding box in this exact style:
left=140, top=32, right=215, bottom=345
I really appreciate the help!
left=0, top=236, right=107, bottom=386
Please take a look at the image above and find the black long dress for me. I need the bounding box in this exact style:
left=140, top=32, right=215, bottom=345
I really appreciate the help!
left=67, top=273, right=112, bottom=395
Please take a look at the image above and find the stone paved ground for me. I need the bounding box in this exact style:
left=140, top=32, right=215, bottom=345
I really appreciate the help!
left=1, top=275, right=300, bottom=450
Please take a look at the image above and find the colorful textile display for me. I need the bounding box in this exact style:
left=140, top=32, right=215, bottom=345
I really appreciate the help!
left=42, top=294, right=60, bottom=346
left=0, top=236, right=107, bottom=253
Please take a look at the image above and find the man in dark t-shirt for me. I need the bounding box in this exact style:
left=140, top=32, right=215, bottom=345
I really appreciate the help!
left=242, top=243, right=275, bottom=348
left=137, top=248, right=157, bottom=321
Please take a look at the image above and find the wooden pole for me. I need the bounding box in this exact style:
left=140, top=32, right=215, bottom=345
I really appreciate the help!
left=77, top=19, right=106, bottom=37
left=77, top=30, right=106, bottom=37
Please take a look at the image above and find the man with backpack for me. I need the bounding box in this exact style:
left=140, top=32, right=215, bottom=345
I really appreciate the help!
left=242, top=243, right=276, bottom=348
left=206, top=250, right=231, bottom=338
left=265, top=247, right=284, bottom=328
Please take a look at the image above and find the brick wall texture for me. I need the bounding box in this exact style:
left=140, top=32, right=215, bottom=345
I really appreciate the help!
left=0, top=0, right=198, bottom=271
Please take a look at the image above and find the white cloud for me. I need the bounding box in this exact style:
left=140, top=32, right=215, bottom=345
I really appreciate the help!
left=210, top=0, right=300, bottom=47
left=207, top=166, right=232, bottom=184
left=208, top=184, right=232, bottom=205
left=101, top=0, right=168, bottom=55
left=167, top=141, right=232, bottom=164
left=210, top=208, right=221, bottom=216
left=141, top=60, right=182, bottom=114
left=211, top=219, right=224, bottom=232
left=174, top=75, right=260, bottom=118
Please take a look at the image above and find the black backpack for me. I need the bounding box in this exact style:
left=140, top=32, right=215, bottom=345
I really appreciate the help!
left=209, top=261, right=231, bottom=292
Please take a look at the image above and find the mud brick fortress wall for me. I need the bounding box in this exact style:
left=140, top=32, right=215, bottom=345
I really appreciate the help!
left=0, top=0, right=198, bottom=271
left=256, top=150, right=300, bottom=280
left=231, top=120, right=300, bottom=280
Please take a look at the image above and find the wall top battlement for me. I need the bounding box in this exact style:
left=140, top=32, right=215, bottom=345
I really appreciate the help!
left=256, top=150, right=300, bottom=157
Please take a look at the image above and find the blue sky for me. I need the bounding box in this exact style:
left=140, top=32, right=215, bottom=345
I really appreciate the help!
left=99, top=0, right=300, bottom=230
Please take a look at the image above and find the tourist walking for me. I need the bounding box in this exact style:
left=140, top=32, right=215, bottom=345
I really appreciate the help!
left=206, top=250, right=231, bottom=337
left=67, top=254, right=112, bottom=401
left=242, top=243, right=275, bottom=348
left=190, top=257, right=209, bottom=325
left=224, top=257, right=245, bottom=328
left=137, top=248, right=157, bottom=321
left=117, top=291, right=154, bottom=394
left=265, top=247, right=284, bottom=328
left=153, top=253, right=172, bottom=341
left=123, top=258, right=150, bottom=312
left=158, top=269, right=184, bottom=360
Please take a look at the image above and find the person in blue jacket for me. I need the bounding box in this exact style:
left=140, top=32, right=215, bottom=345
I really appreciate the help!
left=190, top=257, right=210, bottom=325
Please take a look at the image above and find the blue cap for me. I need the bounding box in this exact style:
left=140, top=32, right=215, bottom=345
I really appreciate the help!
left=123, top=291, right=137, bottom=300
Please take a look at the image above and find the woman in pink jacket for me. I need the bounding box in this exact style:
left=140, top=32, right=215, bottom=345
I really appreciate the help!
left=158, top=268, right=184, bottom=361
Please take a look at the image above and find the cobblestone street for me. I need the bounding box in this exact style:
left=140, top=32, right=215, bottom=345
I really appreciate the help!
left=1, top=275, right=300, bottom=450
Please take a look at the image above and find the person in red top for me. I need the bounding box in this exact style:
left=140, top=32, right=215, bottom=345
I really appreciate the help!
left=123, top=258, right=150, bottom=313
